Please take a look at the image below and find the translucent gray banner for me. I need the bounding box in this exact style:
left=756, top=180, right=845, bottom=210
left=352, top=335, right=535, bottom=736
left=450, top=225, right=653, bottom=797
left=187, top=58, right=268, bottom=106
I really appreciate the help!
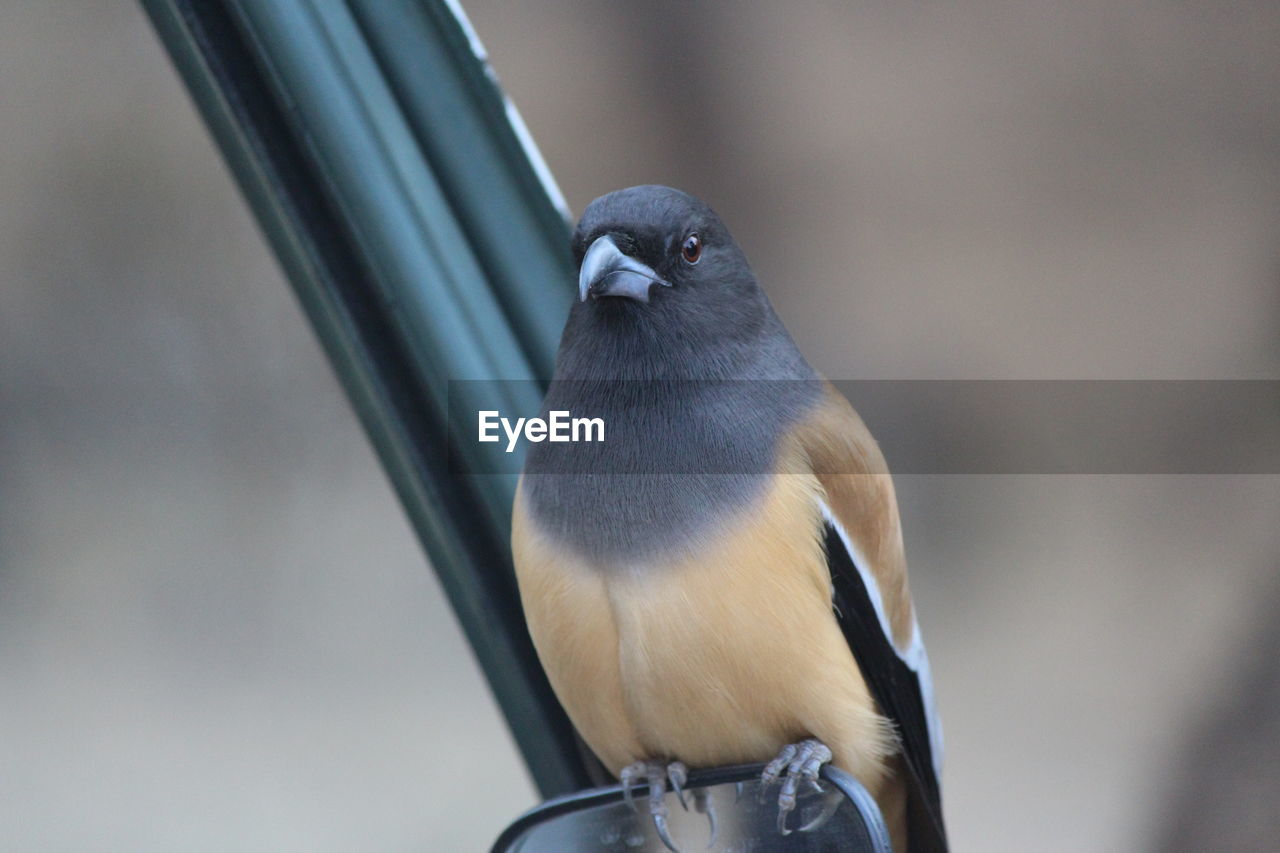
left=448, top=380, right=1280, bottom=474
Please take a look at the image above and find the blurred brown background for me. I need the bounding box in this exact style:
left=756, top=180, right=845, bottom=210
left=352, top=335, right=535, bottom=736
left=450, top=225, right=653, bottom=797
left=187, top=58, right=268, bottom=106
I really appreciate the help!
left=2, top=1, right=1278, bottom=850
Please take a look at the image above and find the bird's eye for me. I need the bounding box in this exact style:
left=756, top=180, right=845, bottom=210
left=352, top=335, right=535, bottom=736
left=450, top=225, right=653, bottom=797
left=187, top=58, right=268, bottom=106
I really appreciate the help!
left=681, top=232, right=702, bottom=264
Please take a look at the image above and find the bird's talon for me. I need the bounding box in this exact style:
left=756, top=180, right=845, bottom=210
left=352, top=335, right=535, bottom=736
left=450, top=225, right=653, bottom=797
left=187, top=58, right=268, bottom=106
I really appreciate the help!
left=798, top=790, right=843, bottom=833
left=653, top=813, right=680, bottom=853
left=777, top=802, right=794, bottom=836
left=620, top=762, right=644, bottom=814
left=691, top=788, right=717, bottom=848
left=668, top=761, right=689, bottom=811
left=620, top=769, right=638, bottom=812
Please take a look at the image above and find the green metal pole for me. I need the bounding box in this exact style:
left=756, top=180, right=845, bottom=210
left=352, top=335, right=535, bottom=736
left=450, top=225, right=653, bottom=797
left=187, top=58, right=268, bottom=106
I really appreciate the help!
left=141, top=0, right=592, bottom=797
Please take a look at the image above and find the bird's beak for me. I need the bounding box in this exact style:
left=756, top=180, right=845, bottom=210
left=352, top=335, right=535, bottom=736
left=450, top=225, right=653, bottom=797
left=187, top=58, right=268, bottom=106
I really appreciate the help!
left=578, top=235, right=669, bottom=303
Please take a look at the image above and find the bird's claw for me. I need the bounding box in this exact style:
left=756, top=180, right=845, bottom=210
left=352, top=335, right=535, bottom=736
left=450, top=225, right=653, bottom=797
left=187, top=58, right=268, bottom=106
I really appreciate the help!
left=692, top=787, right=717, bottom=849
left=620, top=762, right=643, bottom=814
left=668, top=761, right=689, bottom=811
left=653, top=812, right=678, bottom=853
left=797, top=790, right=843, bottom=834
left=760, top=738, right=834, bottom=836
left=619, top=760, right=688, bottom=852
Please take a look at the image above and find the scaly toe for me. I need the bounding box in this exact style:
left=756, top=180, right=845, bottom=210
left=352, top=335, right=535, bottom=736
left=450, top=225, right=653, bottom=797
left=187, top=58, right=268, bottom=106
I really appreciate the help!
left=761, top=743, right=797, bottom=787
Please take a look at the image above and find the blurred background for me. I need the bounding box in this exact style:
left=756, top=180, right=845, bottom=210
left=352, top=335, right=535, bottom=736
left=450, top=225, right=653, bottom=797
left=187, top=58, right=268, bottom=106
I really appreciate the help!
left=1, top=1, right=1278, bottom=850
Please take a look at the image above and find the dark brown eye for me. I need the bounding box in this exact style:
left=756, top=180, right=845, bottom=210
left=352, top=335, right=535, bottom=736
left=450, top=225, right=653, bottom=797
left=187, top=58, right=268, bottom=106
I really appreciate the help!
left=681, top=232, right=702, bottom=264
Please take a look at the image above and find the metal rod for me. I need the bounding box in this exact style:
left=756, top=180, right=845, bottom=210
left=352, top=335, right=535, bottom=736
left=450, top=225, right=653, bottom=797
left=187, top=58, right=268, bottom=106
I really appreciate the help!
left=141, top=0, right=592, bottom=797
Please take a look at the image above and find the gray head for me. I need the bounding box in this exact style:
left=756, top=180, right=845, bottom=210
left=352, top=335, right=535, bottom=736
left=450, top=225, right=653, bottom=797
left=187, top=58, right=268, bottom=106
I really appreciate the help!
left=559, top=186, right=781, bottom=381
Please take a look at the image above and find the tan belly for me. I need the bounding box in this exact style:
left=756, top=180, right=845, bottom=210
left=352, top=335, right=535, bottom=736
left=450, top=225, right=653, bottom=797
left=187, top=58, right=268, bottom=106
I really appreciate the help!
left=512, top=466, right=893, bottom=790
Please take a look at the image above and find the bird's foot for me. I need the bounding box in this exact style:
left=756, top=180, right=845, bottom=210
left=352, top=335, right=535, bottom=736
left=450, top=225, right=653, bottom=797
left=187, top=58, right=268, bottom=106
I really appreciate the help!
left=760, top=738, right=833, bottom=835
left=620, top=760, right=688, bottom=852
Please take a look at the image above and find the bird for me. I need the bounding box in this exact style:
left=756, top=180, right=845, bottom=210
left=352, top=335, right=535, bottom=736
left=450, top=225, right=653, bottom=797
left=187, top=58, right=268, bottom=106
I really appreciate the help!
left=511, top=185, right=946, bottom=852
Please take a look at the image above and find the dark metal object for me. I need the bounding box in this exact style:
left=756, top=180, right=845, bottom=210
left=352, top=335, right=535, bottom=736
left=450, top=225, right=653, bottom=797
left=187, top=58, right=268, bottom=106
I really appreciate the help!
left=140, top=0, right=591, bottom=796
left=492, top=763, right=894, bottom=853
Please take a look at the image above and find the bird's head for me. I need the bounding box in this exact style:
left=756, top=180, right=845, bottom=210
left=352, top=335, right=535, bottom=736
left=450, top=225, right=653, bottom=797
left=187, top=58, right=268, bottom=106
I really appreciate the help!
left=560, top=186, right=780, bottom=379
left=572, top=184, right=761, bottom=305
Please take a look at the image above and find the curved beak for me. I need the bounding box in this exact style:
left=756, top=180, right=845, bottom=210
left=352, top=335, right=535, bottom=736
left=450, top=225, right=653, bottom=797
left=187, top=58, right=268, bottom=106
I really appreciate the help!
left=578, top=235, right=669, bottom=303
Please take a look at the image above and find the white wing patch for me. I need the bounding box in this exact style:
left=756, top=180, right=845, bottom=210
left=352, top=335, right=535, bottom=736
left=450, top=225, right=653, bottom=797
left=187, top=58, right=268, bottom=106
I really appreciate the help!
left=909, top=619, right=945, bottom=777
left=818, top=499, right=945, bottom=777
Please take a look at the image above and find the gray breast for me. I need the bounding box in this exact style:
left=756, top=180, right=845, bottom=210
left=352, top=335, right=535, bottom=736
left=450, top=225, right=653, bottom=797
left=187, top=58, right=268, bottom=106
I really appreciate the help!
left=521, top=377, right=822, bottom=564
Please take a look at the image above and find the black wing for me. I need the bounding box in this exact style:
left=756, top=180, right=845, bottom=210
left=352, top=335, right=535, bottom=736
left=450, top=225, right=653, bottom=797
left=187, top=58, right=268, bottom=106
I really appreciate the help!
left=824, top=522, right=949, bottom=853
